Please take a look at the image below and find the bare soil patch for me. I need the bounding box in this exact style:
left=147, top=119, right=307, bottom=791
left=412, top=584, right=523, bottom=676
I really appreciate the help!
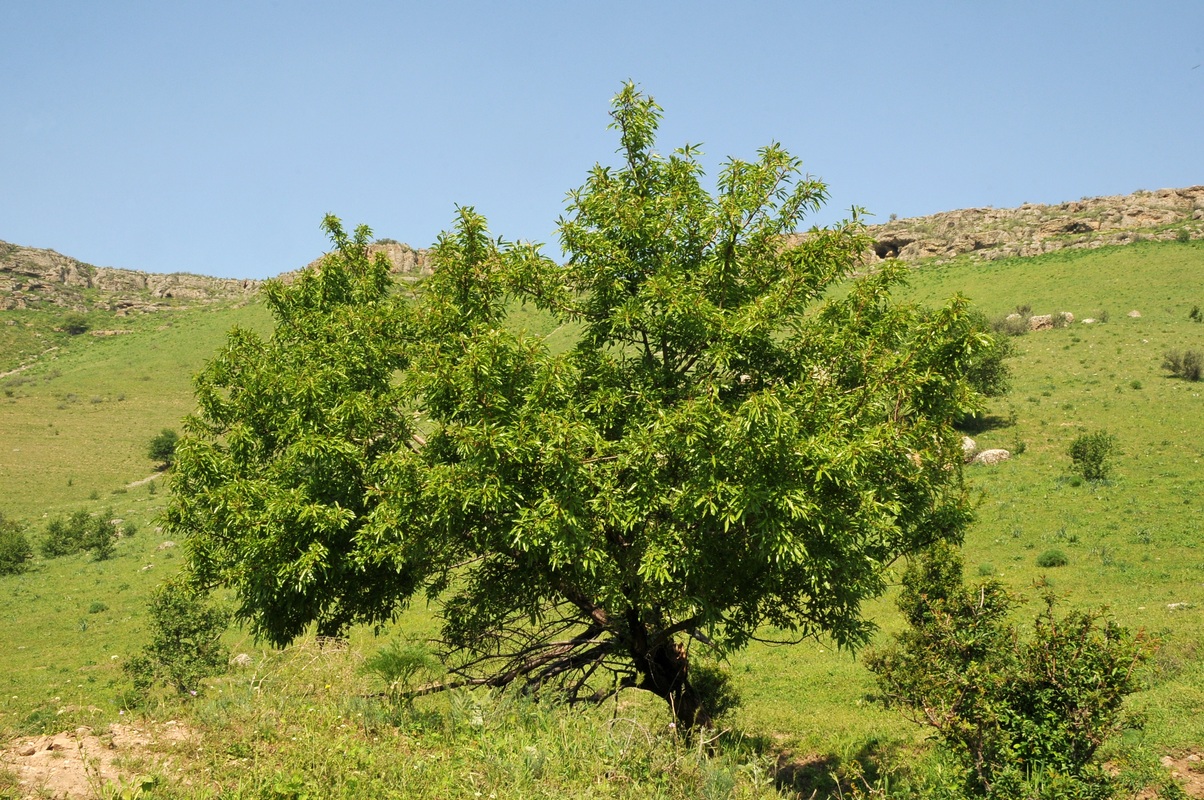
left=1, top=721, right=192, bottom=799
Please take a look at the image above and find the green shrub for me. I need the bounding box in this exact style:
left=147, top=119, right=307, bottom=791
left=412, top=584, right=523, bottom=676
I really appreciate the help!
left=124, top=579, right=231, bottom=695
left=866, top=544, right=1152, bottom=799
left=1189, top=305, right=1201, bottom=322
left=87, top=601, right=108, bottom=614
left=147, top=428, right=179, bottom=467
left=1068, top=430, right=1117, bottom=482
left=1036, top=548, right=1069, bottom=568
left=1163, top=350, right=1203, bottom=381
left=60, top=313, right=90, bottom=335
left=0, top=514, right=33, bottom=576
left=990, top=313, right=1030, bottom=337
left=361, top=639, right=441, bottom=703
left=40, top=510, right=119, bottom=560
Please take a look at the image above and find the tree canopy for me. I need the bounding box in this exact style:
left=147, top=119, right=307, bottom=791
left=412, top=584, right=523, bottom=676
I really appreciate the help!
left=168, top=83, right=1004, bottom=726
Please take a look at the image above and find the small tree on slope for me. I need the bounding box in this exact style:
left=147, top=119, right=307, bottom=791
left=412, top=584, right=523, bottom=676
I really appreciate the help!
left=168, top=83, right=1003, bottom=728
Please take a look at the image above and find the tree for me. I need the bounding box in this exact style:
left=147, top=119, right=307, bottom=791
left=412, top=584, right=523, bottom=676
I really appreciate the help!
left=866, top=544, right=1151, bottom=797
left=0, top=513, right=33, bottom=576
left=169, top=83, right=1003, bottom=728
left=148, top=428, right=180, bottom=468
left=124, top=578, right=232, bottom=694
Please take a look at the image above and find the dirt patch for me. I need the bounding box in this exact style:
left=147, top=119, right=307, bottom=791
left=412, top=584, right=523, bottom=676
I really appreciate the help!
left=1, top=721, right=193, bottom=799
left=1160, top=752, right=1204, bottom=797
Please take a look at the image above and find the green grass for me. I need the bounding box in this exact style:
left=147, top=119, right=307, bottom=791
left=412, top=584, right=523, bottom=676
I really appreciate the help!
left=2, top=241, right=1203, bottom=796
left=0, top=301, right=271, bottom=521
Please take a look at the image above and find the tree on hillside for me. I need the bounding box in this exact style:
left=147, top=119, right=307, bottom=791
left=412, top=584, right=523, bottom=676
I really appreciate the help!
left=148, top=428, right=180, bottom=468
left=168, top=83, right=1004, bottom=728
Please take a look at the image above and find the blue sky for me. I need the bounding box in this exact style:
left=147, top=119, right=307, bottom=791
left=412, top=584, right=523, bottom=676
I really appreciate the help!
left=3, top=1, right=1201, bottom=280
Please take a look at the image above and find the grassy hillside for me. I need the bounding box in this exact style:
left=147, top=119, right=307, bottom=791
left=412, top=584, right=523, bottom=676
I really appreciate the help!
left=1, top=242, right=1202, bottom=797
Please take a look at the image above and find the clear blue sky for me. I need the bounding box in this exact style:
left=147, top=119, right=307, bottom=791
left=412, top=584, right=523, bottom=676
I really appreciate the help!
left=3, top=1, right=1201, bottom=280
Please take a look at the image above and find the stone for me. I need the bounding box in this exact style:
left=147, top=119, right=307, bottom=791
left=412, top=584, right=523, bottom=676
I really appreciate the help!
left=972, top=449, right=1011, bottom=466
left=1029, top=314, right=1054, bottom=331
left=962, top=436, right=977, bottom=462
left=1128, top=310, right=1142, bottom=318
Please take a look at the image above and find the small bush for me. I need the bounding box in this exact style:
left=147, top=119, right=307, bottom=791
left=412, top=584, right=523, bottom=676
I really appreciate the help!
left=41, top=510, right=119, bottom=560
left=124, top=579, right=231, bottom=695
left=1036, top=548, right=1068, bottom=568
left=1163, top=349, right=1203, bottom=381
left=1189, top=305, right=1201, bottom=322
left=0, top=514, right=33, bottom=576
left=867, top=544, right=1152, bottom=799
left=60, top=313, right=90, bottom=335
left=1068, top=429, right=1117, bottom=482
left=1052, top=311, right=1073, bottom=329
left=1177, top=228, right=1192, bottom=243
left=148, top=428, right=179, bottom=468
left=990, top=313, right=1030, bottom=337
left=87, top=601, right=108, bottom=614
left=362, top=639, right=441, bottom=703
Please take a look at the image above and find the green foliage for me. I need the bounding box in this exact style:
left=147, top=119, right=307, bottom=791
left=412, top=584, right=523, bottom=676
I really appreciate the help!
left=171, top=83, right=1006, bottom=727
left=40, top=509, right=118, bottom=560
left=1189, top=304, right=1201, bottom=322
left=60, top=313, right=90, bottom=336
left=0, top=513, right=33, bottom=575
left=866, top=544, right=1153, bottom=798
left=1068, top=430, right=1117, bottom=482
left=147, top=428, right=179, bottom=467
left=124, top=579, right=231, bottom=695
left=361, top=639, right=441, bottom=702
left=1036, top=548, right=1068, bottom=568
left=1162, top=349, right=1202, bottom=381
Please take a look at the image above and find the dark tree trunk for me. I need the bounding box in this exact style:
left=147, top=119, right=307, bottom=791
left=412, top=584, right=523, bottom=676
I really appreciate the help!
left=626, top=612, right=712, bottom=729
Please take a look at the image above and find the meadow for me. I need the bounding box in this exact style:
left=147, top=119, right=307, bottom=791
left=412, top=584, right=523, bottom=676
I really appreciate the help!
left=1, top=240, right=1202, bottom=798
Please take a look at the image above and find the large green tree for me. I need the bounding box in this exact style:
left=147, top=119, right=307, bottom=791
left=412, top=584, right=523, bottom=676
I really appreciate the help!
left=169, top=84, right=1002, bottom=727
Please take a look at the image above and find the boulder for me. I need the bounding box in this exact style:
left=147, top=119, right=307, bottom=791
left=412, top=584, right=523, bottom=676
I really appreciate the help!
left=1029, top=314, right=1053, bottom=331
left=972, top=449, right=1011, bottom=466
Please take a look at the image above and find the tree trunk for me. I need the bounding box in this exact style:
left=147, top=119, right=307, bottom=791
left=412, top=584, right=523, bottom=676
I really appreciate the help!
left=627, top=613, right=712, bottom=729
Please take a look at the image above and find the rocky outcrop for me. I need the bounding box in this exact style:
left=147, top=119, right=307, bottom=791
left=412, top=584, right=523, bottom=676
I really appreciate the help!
left=851, top=186, right=1204, bottom=267
left=0, top=240, right=261, bottom=312
left=296, top=240, right=433, bottom=282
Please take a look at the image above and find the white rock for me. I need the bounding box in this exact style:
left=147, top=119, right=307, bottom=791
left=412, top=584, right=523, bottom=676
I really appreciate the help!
left=972, top=449, right=1011, bottom=466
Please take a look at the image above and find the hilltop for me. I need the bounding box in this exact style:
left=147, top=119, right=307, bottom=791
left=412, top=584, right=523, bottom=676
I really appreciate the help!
left=0, top=239, right=432, bottom=315
left=3, top=187, right=1201, bottom=317
left=859, top=184, right=1204, bottom=264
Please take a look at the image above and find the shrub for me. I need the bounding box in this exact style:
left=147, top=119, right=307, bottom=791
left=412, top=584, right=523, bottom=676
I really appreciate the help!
left=40, top=510, right=119, bottom=560
left=990, top=313, right=1030, bottom=337
left=1163, top=349, right=1203, bottom=381
left=866, top=544, right=1152, bottom=799
left=147, top=428, right=179, bottom=468
left=1036, top=548, right=1068, bottom=568
left=124, top=579, right=231, bottom=695
left=60, top=313, right=90, bottom=335
left=362, top=639, right=441, bottom=703
left=1068, top=430, right=1117, bottom=482
left=0, top=514, right=33, bottom=576
left=1189, top=305, right=1201, bottom=322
